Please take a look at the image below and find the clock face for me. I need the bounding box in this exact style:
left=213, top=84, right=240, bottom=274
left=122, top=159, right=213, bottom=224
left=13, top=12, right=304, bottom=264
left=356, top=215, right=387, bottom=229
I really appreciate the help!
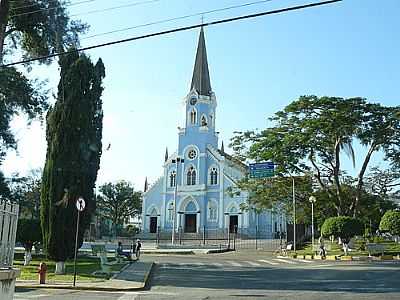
left=190, top=96, right=197, bottom=105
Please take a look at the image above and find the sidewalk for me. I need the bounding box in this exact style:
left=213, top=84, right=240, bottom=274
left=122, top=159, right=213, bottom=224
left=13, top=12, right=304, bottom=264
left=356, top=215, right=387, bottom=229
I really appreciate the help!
left=142, top=247, right=230, bottom=255
left=15, top=261, right=154, bottom=291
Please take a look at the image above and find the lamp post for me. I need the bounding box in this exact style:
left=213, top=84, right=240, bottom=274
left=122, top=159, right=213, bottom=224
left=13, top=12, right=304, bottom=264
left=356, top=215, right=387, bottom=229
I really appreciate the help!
left=171, top=157, right=184, bottom=245
left=291, top=176, right=296, bottom=252
left=309, top=195, right=316, bottom=251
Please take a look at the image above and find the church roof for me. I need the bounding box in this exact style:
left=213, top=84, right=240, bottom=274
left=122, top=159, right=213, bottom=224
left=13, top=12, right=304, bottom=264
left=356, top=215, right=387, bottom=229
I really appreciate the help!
left=217, top=149, right=248, bottom=171
left=190, top=27, right=212, bottom=96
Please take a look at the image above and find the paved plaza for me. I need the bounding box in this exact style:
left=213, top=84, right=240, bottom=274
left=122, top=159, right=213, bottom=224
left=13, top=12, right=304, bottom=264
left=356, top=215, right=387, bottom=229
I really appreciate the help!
left=15, top=251, right=400, bottom=300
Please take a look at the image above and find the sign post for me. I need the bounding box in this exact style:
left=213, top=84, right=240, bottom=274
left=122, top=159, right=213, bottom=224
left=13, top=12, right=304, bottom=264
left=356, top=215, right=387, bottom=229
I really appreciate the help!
left=249, top=162, right=274, bottom=178
left=73, top=197, right=85, bottom=287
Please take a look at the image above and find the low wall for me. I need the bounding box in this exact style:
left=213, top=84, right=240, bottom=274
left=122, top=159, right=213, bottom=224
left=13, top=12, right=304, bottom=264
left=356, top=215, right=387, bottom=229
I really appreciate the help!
left=0, top=269, right=20, bottom=300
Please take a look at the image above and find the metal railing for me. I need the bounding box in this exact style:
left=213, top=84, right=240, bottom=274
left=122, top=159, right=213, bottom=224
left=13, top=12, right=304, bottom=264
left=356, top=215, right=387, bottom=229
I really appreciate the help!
left=136, top=226, right=288, bottom=251
left=0, top=201, right=19, bottom=268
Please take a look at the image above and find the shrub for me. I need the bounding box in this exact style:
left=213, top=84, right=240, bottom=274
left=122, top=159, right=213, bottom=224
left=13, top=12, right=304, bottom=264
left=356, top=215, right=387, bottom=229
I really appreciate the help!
left=321, top=216, right=363, bottom=242
left=16, top=219, right=42, bottom=250
left=379, top=210, right=400, bottom=236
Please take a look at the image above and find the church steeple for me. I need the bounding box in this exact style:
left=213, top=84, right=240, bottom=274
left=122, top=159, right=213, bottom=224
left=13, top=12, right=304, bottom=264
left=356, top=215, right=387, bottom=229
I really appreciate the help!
left=190, top=27, right=212, bottom=96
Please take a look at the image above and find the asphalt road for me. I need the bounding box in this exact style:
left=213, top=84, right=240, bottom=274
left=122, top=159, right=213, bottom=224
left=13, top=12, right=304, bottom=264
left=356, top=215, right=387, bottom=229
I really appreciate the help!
left=14, top=252, right=400, bottom=300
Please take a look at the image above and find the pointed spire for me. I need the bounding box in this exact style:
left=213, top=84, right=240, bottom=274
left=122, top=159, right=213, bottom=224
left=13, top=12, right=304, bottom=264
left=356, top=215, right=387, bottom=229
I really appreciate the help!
left=144, top=177, right=148, bottom=192
left=164, top=147, right=169, bottom=162
left=190, top=27, right=212, bottom=96
left=221, top=141, right=225, bottom=153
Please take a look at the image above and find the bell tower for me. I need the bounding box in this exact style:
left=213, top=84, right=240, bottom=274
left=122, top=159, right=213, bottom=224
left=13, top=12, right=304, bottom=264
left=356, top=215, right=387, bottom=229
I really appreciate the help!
left=178, top=27, right=218, bottom=155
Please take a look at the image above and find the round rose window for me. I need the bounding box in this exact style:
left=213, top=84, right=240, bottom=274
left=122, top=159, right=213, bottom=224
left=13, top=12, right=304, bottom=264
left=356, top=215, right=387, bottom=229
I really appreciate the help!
left=188, top=149, right=197, bottom=160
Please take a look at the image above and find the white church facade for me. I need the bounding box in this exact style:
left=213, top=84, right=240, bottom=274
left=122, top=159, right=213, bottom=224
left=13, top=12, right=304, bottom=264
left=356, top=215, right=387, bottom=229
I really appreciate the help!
left=141, top=28, right=285, bottom=237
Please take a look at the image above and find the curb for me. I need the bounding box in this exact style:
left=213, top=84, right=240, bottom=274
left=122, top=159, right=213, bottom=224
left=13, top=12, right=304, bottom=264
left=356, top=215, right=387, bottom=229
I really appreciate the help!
left=16, top=262, right=155, bottom=292
left=110, top=262, right=132, bottom=280
left=141, top=262, right=154, bottom=289
left=143, top=250, right=195, bottom=255
left=205, top=248, right=230, bottom=254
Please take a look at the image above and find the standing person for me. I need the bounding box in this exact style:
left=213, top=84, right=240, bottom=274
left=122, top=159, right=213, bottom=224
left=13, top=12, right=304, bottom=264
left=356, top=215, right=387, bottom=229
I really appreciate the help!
left=135, top=239, right=142, bottom=260
left=131, top=240, right=136, bottom=260
left=318, top=236, right=326, bottom=258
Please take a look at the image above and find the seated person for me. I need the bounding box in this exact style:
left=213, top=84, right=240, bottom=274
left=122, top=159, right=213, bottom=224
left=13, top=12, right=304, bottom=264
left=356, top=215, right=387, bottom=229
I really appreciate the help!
left=116, top=242, right=131, bottom=259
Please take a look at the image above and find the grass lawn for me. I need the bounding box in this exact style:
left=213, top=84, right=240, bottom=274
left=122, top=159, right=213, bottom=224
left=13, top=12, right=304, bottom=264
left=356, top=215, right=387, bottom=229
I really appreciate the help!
left=294, top=237, right=400, bottom=257
left=14, top=253, right=128, bottom=282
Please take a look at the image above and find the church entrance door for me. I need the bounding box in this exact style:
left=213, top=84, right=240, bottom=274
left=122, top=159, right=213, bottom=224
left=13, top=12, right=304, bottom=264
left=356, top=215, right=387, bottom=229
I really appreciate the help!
left=229, top=215, right=238, bottom=233
left=149, top=217, right=157, bottom=233
left=184, top=214, right=197, bottom=233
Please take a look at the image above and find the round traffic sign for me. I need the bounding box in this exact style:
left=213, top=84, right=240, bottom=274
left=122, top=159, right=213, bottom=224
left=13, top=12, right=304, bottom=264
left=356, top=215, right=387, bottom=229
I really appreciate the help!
left=76, top=197, right=86, bottom=212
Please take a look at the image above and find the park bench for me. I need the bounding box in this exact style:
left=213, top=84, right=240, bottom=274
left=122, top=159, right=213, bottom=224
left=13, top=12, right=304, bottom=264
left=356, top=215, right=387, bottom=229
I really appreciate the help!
left=97, top=251, right=115, bottom=273
left=312, top=243, right=332, bottom=256
left=91, top=244, right=128, bottom=274
left=91, top=244, right=107, bottom=256
left=366, top=243, right=385, bottom=256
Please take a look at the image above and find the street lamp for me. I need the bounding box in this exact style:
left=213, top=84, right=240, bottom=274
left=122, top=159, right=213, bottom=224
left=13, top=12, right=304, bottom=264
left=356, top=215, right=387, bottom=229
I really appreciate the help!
left=309, top=195, right=316, bottom=252
left=171, top=157, right=184, bottom=245
left=290, top=176, right=296, bottom=252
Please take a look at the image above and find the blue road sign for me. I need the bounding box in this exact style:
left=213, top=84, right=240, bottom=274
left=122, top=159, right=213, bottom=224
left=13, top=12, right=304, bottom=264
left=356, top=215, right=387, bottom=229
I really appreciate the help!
left=249, top=162, right=275, bottom=178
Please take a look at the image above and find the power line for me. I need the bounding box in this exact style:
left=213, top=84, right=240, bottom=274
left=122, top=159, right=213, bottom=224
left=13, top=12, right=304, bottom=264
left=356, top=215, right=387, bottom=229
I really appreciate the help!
left=11, top=0, right=96, bottom=12
left=2, top=0, right=343, bottom=68
left=83, top=0, right=275, bottom=40
left=9, top=0, right=160, bottom=18
left=70, top=0, right=161, bottom=18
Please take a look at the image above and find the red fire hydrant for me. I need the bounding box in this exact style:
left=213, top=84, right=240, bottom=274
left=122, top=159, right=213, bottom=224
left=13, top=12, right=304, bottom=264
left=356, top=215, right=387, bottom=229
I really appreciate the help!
left=38, top=262, right=47, bottom=284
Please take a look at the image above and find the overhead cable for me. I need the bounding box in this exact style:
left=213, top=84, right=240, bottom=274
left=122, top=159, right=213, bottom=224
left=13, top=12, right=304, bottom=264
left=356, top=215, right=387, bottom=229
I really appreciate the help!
left=83, top=0, right=275, bottom=40
left=11, top=0, right=96, bottom=12
left=10, top=0, right=160, bottom=18
left=1, top=0, right=343, bottom=68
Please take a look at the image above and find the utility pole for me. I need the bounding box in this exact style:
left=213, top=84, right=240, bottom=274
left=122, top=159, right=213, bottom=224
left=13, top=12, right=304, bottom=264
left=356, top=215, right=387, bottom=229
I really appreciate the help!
left=171, top=157, right=184, bottom=245
left=309, top=196, right=316, bottom=252
left=292, top=177, right=296, bottom=252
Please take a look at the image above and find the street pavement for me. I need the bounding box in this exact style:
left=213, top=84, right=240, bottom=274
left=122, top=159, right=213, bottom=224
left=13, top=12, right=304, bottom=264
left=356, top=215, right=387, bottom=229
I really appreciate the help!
left=14, top=252, right=400, bottom=300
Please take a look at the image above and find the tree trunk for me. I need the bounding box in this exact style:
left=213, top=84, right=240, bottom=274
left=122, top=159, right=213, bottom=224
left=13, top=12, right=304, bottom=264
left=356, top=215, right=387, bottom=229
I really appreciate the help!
left=352, top=143, right=377, bottom=217
left=55, top=261, right=66, bottom=274
left=333, top=138, right=344, bottom=213
left=0, top=0, right=10, bottom=64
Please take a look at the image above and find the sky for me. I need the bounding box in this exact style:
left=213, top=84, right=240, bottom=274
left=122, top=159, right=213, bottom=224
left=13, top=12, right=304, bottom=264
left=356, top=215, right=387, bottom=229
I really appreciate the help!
left=3, top=0, right=400, bottom=191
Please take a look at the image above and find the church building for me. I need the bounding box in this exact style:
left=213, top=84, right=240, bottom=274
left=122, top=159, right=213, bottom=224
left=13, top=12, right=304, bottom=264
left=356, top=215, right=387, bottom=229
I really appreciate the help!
left=141, top=28, right=285, bottom=237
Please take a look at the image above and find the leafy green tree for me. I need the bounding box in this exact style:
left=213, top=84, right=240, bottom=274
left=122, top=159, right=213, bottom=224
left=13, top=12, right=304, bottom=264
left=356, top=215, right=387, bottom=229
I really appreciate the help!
left=40, top=51, right=105, bottom=270
left=0, top=67, right=48, bottom=167
left=8, top=169, right=42, bottom=219
left=365, top=167, right=400, bottom=203
left=321, top=216, right=363, bottom=242
left=231, top=96, right=400, bottom=217
left=379, top=210, right=400, bottom=236
left=0, top=0, right=87, bottom=199
left=16, top=218, right=42, bottom=251
left=97, top=181, right=142, bottom=237
left=0, top=0, right=87, bottom=64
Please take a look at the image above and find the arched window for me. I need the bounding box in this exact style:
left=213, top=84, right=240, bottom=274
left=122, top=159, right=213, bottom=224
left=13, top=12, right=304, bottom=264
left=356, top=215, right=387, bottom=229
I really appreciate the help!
left=167, top=202, right=174, bottom=222
left=186, top=166, right=196, bottom=185
left=169, top=171, right=176, bottom=187
left=229, top=205, right=238, bottom=214
left=201, top=115, right=207, bottom=126
left=208, top=200, right=217, bottom=221
left=190, top=109, right=197, bottom=124
left=210, top=167, right=218, bottom=185
left=185, top=201, right=197, bottom=212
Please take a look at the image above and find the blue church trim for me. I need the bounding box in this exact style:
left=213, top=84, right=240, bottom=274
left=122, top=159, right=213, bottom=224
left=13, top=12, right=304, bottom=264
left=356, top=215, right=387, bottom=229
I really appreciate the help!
left=141, top=29, right=286, bottom=236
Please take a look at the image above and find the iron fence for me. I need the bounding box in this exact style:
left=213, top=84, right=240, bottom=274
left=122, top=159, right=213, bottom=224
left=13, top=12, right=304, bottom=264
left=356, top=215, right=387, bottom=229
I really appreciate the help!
left=136, top=226, right=288, bottom=251
left=0, top=201, right=19, bottom=268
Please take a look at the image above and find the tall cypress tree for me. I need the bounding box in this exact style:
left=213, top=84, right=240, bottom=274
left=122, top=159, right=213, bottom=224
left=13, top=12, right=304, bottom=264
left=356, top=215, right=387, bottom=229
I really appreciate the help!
left=40, top=51, right=105, bottom=269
